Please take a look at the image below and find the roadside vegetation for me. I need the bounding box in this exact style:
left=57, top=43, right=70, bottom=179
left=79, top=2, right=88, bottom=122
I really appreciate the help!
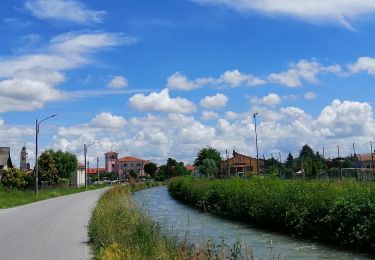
left=0, top=184, right=107, bottom=208
left=89, top=183, right=256, bottom=259
left=169, top=176, right=375, bottom=254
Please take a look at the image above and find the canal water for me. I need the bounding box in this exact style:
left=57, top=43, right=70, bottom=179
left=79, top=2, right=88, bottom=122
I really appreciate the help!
left=132, top=186, right=370, bottom=259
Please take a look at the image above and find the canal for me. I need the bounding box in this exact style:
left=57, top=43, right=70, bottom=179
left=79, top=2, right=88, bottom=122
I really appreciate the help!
left=133, top=186, right=369, bottom=259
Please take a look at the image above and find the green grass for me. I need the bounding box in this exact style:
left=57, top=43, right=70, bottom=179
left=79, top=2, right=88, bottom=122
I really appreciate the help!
left=0, top=184, right=108, bottom=209
left=89, top=183, right=256, bottom=259
left=169, top=176, right=375, bottom=254
left=88, top=182, right=180, bottom=259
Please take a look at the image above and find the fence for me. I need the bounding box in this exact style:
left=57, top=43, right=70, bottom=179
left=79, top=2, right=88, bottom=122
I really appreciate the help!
left=280, top=168, right=375, bottom=181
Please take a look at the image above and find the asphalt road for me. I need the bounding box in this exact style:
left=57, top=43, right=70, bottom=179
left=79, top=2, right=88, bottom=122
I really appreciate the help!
left=0, top=188, right=107, bottom=260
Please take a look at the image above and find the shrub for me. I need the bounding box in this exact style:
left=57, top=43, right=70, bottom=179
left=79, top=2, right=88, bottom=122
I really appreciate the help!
left=169, top=177, right=375, bottom=253
left=1, top=168, right=28, bottom=189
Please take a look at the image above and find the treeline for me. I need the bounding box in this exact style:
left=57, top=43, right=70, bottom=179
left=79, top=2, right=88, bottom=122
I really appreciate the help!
left=169, top=177, right=375, bottom=253
left=1, top=150, right=77, bottom=190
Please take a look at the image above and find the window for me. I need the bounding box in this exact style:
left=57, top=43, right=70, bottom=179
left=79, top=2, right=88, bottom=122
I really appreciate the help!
left=131, top=163, right=134, bottom=167
left=246, top=166, right=253, bottom=172
left=136, top=163, right=141, bottom=167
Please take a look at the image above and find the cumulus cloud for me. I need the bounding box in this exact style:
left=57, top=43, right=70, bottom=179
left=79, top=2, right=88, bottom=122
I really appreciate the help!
left=200, top=93, right=228, bottom=109
left=167, top=60, right=341, bottom=90
left=44, top=99, right=375, bottom=165
left=129, top=88, right=197, bottom=113
left=190, top=0, right=375, bottom=28
left=166, top=70, right=264, bottom=90
left=250, top=93, right=281, bottom=107
left=107, top=76, right=128, bottom=88
left=349, top=57, right=375, bottom=75
left=268, top=60, right=341, bottom=87
left=201, top=110, right=219, bottom=120
left=25, top=0, right=106, bottom=24
left=90, top=112, right=127, bottom=129
left=218, top=69, right=266, bottom=87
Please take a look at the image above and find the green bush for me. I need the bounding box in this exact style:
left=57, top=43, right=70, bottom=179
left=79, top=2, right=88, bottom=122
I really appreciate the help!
left=1, top=168, right=28, bottom=189
left=169, top=177, right=375, bottom=253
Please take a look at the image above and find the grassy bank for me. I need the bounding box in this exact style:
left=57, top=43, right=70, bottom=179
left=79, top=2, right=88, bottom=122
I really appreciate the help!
left=0, top=184, right=107, bottom=209
left=88, top=182, right=180, bottom=259
left=169, top=177, right=375, bottom=253
left=89, top=183, right=256, bottom=259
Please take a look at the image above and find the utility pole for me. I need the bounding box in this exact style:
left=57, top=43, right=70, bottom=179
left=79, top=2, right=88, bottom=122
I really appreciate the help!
left=88, top=161, right=90, bottom=185
left=337, top=145, right=342, bottom=180
left=253, top=113, right=259, bottom=175
left=35, top=114, right=57, bottom=195
left=97, top=157, right=99, bottom=183
left=370, top=141, right=374, bottom=175
left=84, top=142, right=97, bottom=187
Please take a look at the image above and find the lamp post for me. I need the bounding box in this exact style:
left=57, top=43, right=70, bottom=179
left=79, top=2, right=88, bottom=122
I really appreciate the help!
left=35, top=114, right=57, bottom=195
left=370, top=141, right=374, bottom=175
left=97, top=157, right=99, bottom=183
left=253, top=113, right=260, bottom=175
left=84, top=142, right=97, bottom=187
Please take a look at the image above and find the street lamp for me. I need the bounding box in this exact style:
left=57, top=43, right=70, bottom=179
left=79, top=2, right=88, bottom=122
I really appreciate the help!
left=84, top=142, right=97, bottom=187
left=253, top=113, right=260, bottom=175
left=35, top=114, right=57, bottom=195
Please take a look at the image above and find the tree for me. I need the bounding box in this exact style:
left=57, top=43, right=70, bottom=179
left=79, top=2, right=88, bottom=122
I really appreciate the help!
left=199, top=158, right=217, bottom=178
left=47, top=150, right=77, bottom=180
left=144, top=163, right=157, bottom=178
left=285, top=152, right=294, bottom=169
left=194, top=147, right=221, bottom=173
left=38, top=151, right=59, bottom=185
left=1, top=168, right=28, bottom=189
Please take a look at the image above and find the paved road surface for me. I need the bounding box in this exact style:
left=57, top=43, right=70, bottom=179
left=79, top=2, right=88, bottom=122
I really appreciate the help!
left=0, top=188, right=107, bottom=260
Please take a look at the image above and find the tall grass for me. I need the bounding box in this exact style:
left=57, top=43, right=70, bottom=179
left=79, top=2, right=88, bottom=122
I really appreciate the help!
left=169, top=177, right=375, bottom=253
left=89, top=183, right=259, bottom=259
left=0, top=184, right=107, bottom=209
left=89, top=182, right=180, bottom=259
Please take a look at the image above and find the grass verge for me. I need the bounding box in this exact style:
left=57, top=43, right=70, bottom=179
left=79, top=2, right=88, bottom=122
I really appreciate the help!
left=0, top=184, right=108, bottom=209
left=169, top=176, right=375, bottom=254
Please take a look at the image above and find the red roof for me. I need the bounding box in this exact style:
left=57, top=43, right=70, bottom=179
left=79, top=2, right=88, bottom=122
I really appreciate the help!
left=185, top=165, right=195, bottom=171
left=86, top=168, right=106, bottom=174
left=118, top=156, right=148, bottom=163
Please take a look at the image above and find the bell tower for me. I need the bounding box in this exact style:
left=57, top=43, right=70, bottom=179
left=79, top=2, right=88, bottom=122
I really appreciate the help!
left=20, top=146, right=28, bottom=170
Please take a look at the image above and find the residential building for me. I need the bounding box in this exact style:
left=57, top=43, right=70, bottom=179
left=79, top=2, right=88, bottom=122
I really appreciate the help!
left=355, top=153, right=375, bottom=169
left=0, top=147, right=13, bottom=178
left=118, top=156, right=149, bottom=178
left=220, top=150, right=263, bottom=176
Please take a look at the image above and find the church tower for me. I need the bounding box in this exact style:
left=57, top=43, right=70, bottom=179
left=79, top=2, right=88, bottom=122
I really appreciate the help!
left=20, top=146, right=28, bottom=170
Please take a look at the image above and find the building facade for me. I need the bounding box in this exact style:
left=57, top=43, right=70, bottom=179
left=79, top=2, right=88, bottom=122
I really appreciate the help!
left=118, top=156, right=149, bottom=178
left=0, top=147, right=13, bottom=178
left=220, top=150, right=263, bottom=177
left=355, top=153, right=375, bottom=169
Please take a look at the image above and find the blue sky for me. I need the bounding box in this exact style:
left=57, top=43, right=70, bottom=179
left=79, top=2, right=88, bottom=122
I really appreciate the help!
left=2, top=0, right=375, bottom=166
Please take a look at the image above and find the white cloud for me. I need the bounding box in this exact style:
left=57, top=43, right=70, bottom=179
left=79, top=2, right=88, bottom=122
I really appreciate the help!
left=44, top=99, right=375, bottom=165
left=250, top=93, right=281, bottom=107
left=129, top=88, right=197, bottom=113
left=218, top=69, right=266, bottom=87
left=107, top=76, right=128, bottom=88
left=191, top=0, right=375, bottom=28
left=201, top=110, right=219, bottom=120
left=268, top=60, right=341, bottom=87
left=304, top=92, right=317, bottom=100
left=25, top=0, right=106, bottom=24
left=90, top=113, right=127, bottom=129
left=200, top=93, right=228, bottom=109
left=0, top=32, right=131, bottom=113
left=349, top=57, right=375, bottom=75
left=166, top=70, right=264, bottom=90
left=166, top=72, right=215, bottom=90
